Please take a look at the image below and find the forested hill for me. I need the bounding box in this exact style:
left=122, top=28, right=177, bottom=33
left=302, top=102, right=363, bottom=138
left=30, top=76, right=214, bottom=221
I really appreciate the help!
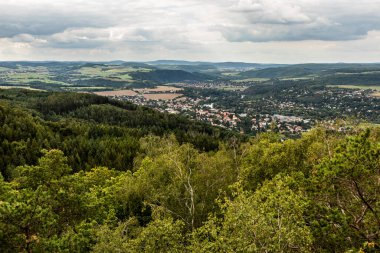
left=130, top=69, right=211, bottom=82
left=0, top=89, right=237, bottom=178
left=1, top=88, right=380, bottom=252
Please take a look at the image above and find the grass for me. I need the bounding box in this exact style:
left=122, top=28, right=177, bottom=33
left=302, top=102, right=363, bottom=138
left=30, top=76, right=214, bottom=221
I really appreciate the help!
left=234, top=78, right=270, bottom=82
left=118, top=74, right=133, bottom=80
left=335, top=71, right=380, bottom=75
left=142, top=93, right=183, bottom=100
left=2, top=72, right=69, bottom=86
left=221, top=72, right=240, bottom=76
left=327, top=85, right=380, bottom=91
left=280, top=76, right=315, bottom=81
left=94, top=90, right=138, bottom=96
left=0, top=65, right=155, bottom=90
left=219, top=86, right=248, bottom=91
left=77, top=67, right=109, bottom=77
left=134, top=86, right=182, bottom=93
left=0, top=86, right=45, bottom=91
left=77, top=66, right=152, bottom=78
left=63, top=86, right=111, bottom=90
left=164, top=83, right=186, bottom=86
left=358, top=123, right=380, bottom=128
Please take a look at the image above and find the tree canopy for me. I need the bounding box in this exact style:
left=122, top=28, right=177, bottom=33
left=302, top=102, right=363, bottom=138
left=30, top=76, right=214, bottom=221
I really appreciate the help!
left=1, top=89, right=379, bottom=252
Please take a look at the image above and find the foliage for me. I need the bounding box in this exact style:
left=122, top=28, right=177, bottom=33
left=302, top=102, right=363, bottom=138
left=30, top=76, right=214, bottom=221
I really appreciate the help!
left=191, top=174, right=313, bottom=253
left=0, top=89, right=379, bottom=252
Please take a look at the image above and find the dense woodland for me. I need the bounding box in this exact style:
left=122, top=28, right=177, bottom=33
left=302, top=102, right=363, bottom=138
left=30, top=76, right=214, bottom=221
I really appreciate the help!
left=0, top=89, right=379, bottom=252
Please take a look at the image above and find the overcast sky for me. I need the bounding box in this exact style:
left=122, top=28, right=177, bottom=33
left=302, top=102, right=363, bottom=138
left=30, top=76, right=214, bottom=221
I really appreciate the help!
left=1, top=0, right=380, bottom=63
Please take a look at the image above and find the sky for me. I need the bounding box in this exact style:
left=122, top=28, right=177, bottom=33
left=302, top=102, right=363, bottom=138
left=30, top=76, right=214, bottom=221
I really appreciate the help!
left=1, top=0, right=380, bottom=63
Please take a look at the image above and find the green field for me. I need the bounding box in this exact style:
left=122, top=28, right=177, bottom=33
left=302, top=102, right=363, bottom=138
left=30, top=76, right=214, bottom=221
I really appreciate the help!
left=221, top=71, right=240, bottom=76
left=358, top=122, right=380, bottom=128
left=280, top=76, right=315, bottom=81
left=0, top=85, right=45, bottom=91
left=0, top=64, right=154, bottom=91
left=234, top=78, right=270, bottom=82
left=77, top=66, right=152, bottom=78
left=219, top=86, right=248, bottom=91
left=63, top=86, right=112, bottom=91
left=327, top=85, right=380, bottom=91
left=335, top=71, right=380, bottom=75
left=3, top=72, right=69, bottom=86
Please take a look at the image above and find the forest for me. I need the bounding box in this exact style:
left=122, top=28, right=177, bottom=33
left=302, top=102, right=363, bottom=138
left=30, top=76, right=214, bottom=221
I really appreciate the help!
left=0, top=89, right=379, bottom=252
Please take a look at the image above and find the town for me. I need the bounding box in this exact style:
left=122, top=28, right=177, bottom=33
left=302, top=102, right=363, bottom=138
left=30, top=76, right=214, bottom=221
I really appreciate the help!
left=94, top=78, right=379, bottom=136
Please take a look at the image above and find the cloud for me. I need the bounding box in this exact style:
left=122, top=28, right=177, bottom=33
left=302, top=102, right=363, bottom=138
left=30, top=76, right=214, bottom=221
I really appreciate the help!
left=221, top=0, right=380, bottom=42
left=3, top=0, right=380, bottom=43
left=231, top=0, right=312, bottom=24
left=0, top=0, right=380, bottom=62
left=0, top=1, right=118, bottom=38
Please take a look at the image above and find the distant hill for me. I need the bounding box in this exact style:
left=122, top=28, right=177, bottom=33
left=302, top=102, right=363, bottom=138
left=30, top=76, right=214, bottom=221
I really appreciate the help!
left=213, top=62, right=285, bottom=70
left=147, top=60, right=206, bottom=66
left=130, top=69, right=211, bottom=83
left=120, top=62, right=156, bottom=69
left=1, top=61, right=380, bottom=90
left=147, top=60, right=285, bottom=70
left=238, top=63, right=380, bottom=79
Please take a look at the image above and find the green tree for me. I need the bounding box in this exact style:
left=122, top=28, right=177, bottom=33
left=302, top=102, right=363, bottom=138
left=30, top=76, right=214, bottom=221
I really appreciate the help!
left=311, top=129, right=380, bottom=250
left=93, top=217, right=185, bottom=253
left=0, top=187, right=58, bottom=252
left=13, top=149, right=71, bottom=189
left=191, top=174, right=313, bottom=253
left=135, top=135, right=236, bottom=230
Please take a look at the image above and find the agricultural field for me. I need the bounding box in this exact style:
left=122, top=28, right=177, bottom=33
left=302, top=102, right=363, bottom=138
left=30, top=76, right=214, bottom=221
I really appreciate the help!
left=1, top=62, right=380, bottom=106
left=327, top=85, right=380, bottom=91
left=0, top=65, right=72, bottom=90
left=134, top=85, right=183, bottom=93
left=280, top=76, right=315, bottom=81
left=219, top=86, right=248, bottom=91
left=221, top=71, right=240, bottom=77
left=0, top=62, right=213, bottom=91
left=233, top=78, right=270, bottom=82
left=0, top=85, right=45, bottom=91
left=63, top=86, right=110, bottom=91
left=335, top=71, right=380, bottom=75
left=94, top=89, right=138, bottom=96
left=143, top=93, right=183, bottom=100
left=93, top=85, right=184, bottom=100
left=75, top=66, right=151, bottom=81
left=2, top=71, right=68, bottom=86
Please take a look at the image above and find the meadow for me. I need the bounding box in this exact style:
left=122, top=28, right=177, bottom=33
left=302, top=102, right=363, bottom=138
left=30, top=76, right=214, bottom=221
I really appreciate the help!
left=327, top=84, right=380, bottom=91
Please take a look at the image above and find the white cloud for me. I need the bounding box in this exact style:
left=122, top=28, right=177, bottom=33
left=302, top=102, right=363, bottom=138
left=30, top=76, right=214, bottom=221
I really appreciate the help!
left=232, top=0, right=312, bottom=24
left=0, top=0, right=379, bottom=62
left=223, top=0, right=380, bottom=42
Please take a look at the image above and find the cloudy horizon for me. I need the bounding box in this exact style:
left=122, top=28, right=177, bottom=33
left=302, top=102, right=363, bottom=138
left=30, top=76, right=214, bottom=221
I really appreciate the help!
left=1, top=0, right=380, bottom=63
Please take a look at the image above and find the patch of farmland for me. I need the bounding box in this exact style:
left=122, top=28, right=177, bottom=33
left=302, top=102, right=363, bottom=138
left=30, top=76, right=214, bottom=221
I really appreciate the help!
left=94, top=89, right=138, bottom=96
left=0, top=86, right=45, bottom=91
left=134, top=85, right=183, bottom=93
left=142, top=93, right=183, bottom=100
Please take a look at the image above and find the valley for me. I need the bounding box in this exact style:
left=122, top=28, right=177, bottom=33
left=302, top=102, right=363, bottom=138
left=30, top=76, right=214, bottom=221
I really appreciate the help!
left=2, top=1, right=380, bottom=252
left=0, top=61, right=379, bottom=137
